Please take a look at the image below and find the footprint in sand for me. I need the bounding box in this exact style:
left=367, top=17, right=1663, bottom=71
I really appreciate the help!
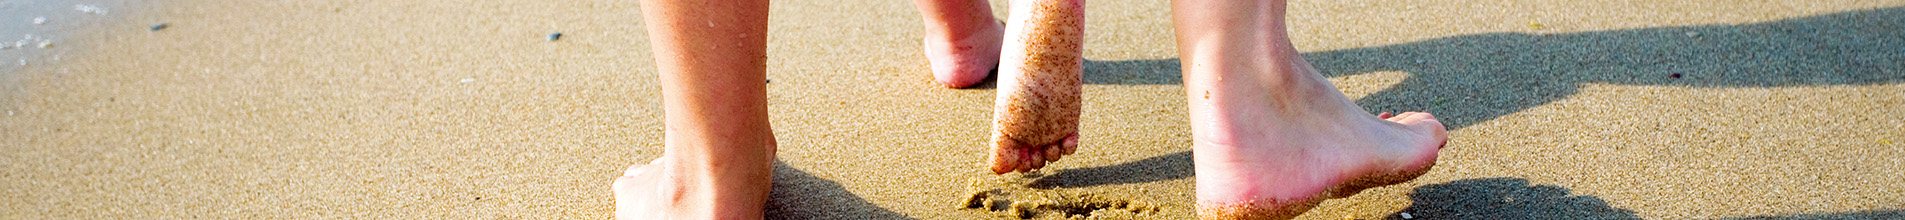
left=959, top=173, right=1162, bottom=219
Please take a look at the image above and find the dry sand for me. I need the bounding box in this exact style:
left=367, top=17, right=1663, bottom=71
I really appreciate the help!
left=3, top=0, right=1903, bottom=219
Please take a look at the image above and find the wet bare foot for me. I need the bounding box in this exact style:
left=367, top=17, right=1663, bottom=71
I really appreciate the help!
left=612, top=156, right=770, bottom=219
left=1185, top=50, right=1448, bottom=219
left=922, top=20, right=1004, bottom=88
left=987, top=0, right=1086, bottom=174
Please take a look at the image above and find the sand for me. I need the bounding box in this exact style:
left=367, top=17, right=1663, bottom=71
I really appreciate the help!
left=3, top=0, right=1903, bottom=219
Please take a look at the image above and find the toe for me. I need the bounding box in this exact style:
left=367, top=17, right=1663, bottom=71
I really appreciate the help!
left=613, top=161, right=663, bottom=220
left=990, top=138, right=1024, bottom=174
left=1024, top=150, right=1046, bottom=171
left=1378, top=112, right=1393, bottom=119
left=622, top=156, right=668, bottom=178
left=613, top=169, right=638, bottom=189
left=612, top=174, right=639, bottom=218
left=1388, top=112, right=1429, bottom=124
left=1396, top=112, right=1438, bottom=126
left=612, top=172, right=642, bottom=192
left=612, top=161, right=661, bottom=194
left=1396, top=112, right=1449, bottom=146
left=990, top=150, right=1021, bottom=174
left=1043, top=146, right=1063, bottom=162
left=1388, top=112, right=1415, bottom=121
left=622, top=164, right=646, bottom=177
left=1061, top=134, right=1079, bottom=155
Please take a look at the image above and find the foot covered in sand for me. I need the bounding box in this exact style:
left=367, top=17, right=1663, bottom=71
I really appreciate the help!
left=987, top=0, right=1085, bottom=174
left=1187, top=53, right=1448, bottom=219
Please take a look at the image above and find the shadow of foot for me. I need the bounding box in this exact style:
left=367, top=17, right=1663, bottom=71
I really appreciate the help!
left=1080, top=7, right=1905, bottom=131
left=1713, top=210, right=1905, bottom=220
left=1392, top=178, right=1905, bottom=220
left=1389, top=177, right=1638, bottom=219
left=1027, top=151, right=1192, bottom=189
left=765, top=161, right=915, bottom=219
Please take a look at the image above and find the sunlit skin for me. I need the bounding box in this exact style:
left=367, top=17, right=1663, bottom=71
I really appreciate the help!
left=613, top=0, right=1448, bottom=219
left=613, top=0, right=774, bottom=219
left=1174, top=1, right=1447, bottom=218
left=986, top=0, right=1084, bottom=174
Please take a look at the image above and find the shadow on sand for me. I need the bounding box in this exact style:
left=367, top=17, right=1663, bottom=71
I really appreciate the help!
left=771, top=7, right=1904, bottom=218
left=1085, top=6, right=1903, bottom=130
left=1028, top=151, right=1191, bottom=189
left=1029, top=6, right=1905, bottom=218
left=1387, top=177, right=1640, bottom=219
left=765, top=161, right=916, bottom=219
left=1711, top=210, right=1905, bottom=220
left=1383, top=177, right=1901, bottom=220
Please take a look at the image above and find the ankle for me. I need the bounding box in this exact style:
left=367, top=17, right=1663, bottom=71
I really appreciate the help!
left=655, top=134, right=776, bottom=219
left=925, top=23, right=999, bottom=45
left=922, top=14, right=998, bottom=39
left=647, top=158, right=770, bottom=219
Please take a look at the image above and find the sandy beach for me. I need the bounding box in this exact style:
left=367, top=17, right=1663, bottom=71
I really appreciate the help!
left=3, top=0, right=1903, bottom=219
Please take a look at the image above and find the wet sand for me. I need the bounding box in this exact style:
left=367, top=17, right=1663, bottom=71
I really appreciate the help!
left=3, top=0, right=1903, bottom=219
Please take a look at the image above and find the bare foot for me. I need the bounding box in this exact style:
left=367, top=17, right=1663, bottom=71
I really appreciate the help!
left=612, top=156, right=771, bottom=219
left=922, top=20, right=1004, bottom=88
left=1186, top=51, right=1448, bottom=219
left=987, top=0, right=1085, bottom=174
left=612, top=158, right=670, bottom=219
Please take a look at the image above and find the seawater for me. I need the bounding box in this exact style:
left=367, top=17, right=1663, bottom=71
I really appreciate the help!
left=0, top=0, right=148, bottom=75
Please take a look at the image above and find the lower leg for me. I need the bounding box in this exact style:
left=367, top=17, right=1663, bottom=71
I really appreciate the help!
left=614, top=0, right=777, bottom=219
left=1171, top=0, right=1449, bottom=219
left=913, top=0, right=1005, bottom=88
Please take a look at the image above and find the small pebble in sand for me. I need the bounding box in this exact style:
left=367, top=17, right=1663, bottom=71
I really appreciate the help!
left=33, top=17, right=46, bottom=25
left=460, top=78, right=476, bottom=83
left=765, top=79, right=771, bottom=83
left=1685, top=31, right=1700, bottom=38
left=150, top=23, right=169, bottom=31
left=1401, top=212, right=1414, bottom=219
left=547, top=33, right=562, bottom=41
left=37, top=41, right=51, bottom=48
left=1527, top=21, right=1544, bottom=29
left=74, top=5, right=108, bottom=14
left=1670, top=73, right=1682, bottom=78
left=1415, top=59, right=1425, bottom=64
